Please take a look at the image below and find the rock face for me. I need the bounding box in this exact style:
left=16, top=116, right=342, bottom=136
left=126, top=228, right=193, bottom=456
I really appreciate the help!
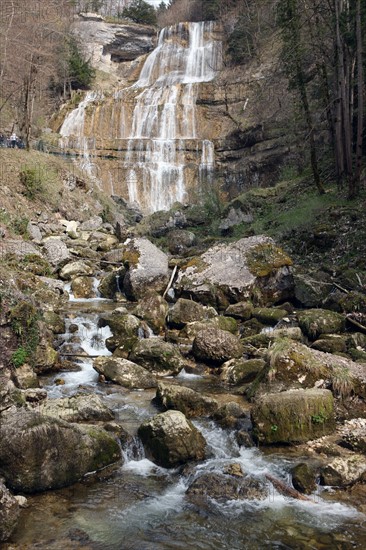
left=175, top=236, right=293, bottom=308
left=138, top=410, right=206, bottom=468
left=155, top=382, right=218, bottom=417
left=93, top=356, right=157, bottom=389
left=251, top=389, right=335, bottom=444
left=0, top=411, right=122, bottom=492
left=122, top=238, right=169, bottom=300
left=192, top=326, right=243, bottom=365
left=0, top=478, right=20, bottom=542
left=129, top=338, right=187, bottom=376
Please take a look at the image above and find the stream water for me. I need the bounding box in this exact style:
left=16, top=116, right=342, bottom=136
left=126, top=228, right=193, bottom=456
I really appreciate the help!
left=7, top=290, right=366, bottom=549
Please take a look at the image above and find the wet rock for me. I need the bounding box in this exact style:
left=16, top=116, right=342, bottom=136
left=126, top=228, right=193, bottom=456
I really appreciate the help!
left=186, top=471, right=268, bottom=502
left=138, top=410, right=206, bottom=468
left=175, top=236, right=294, bottom=307
left=155, top=382, right=218, bottom=417
left=102, top=311, right=140, bottom=357
left=98, top=269, right=125, bottom=299
left=220, top=358, right=266, bottom=385
left=0, top=410, right=122, bottom=492
left=59, top=260, right=93, bottom=281
left=213, top=401, right=248, bottom=429
left=167, top=298, right=217, bottom=329
left=0, top=478, right=20, bottom=542
left=251, top=388, right=335, bottom=444
left=93, top=356, right=157, bottom=389
left=340, top=419, right=366, bottom=454
left=320, top=454, right=366, bottom=487
left=122, top=238, right=169, bottom=300
left=129, top=338, right=188, bottom=376
left=38, top=394, right=114, bottom=422
left=133, top=291, right=169, bottom=334
left=297, top=309, right=345, bottom=340
left=71, top=276, right=97, bottom=299
left=291, top=463, right=317, bottom=494
left=192, top=326, right=243, bottom=365
left=311, top=334, right=348, bottom=354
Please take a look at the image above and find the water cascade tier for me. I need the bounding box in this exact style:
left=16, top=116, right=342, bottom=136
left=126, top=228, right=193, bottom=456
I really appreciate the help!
left=60, top=21, right=222, bottom=213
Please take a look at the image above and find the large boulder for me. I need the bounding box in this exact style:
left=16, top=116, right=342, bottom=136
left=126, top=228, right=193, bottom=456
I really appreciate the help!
left=138, top=410, right=206, bottom=468
left=0, top=410, right=122, bottom=492
left=59, top=260, right=93, bottom=281
left=38, top=394, right=114, bottom=422
left=167, top=298, right=217, bottom=329
left=155, top=382, right=218, bottom=417
left=43, top=238, right=71, bottom=270
left=93, top=356, right=157, bottom=389
left=192, top=327, right=243, bottom=365
left=100, top=310, right=140, bottom=357
left=297, top=309, right=345, bottom=340
left=133, top=291, right=169, bottom=334
left=175, top=236, right=294, bottom=308
left=251, top=388, right=335, bottom=444
left=71, top=276, right=97, bottom=299
left=122, top=238, right=169, bottom=300
left=0, top=479, right=20, bottom=542
left=220, top=358, right=265, bottom=385
left=129, top=338, right=188, bottom=376
left=98, top=269, right=125, bottom=299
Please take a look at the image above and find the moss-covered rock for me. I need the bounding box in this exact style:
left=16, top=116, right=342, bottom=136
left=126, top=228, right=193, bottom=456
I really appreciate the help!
left=71, top=276, right=96, bottom=299
left=42, top=311, right=65, bottom=334
left=98, top=269, right=125, bottom=299
left=311, top=334, right=348, bottom=354
left=225, top=301, right=254, bottom=320
left=192, top=327, right=243, bottom=365
left=167, top=298, right=217, bottom=329
left=252, top=307, right=288, bottom=325
left=129, top=338, right=188, bottom=376
left=297, top=309, right=345, bottom=340
left=220, top=358, right=266, bottom=385
left=133, top=291, right=169, bottom=334
left=100, top=311, right=140, bottom=357
left=155, top=382, right=218, bottom=417
left=251, top=389, right=335, bottom=444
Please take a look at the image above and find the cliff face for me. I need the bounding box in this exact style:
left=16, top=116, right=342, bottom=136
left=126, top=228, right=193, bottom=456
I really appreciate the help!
left=56, top=16, right=295, bottom=212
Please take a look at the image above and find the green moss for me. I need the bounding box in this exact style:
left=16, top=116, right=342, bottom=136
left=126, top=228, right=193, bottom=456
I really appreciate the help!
left=11, top=346, right=28, bottom=368
left=246, top=243, right=292, bottom=277
left=122, top=249, right=140, bottom=267
left=10, top=301, right=40, bottom=367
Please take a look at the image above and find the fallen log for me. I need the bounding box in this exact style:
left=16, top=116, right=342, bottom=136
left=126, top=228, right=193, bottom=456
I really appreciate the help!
left=265, top=473, right=312, bottom=502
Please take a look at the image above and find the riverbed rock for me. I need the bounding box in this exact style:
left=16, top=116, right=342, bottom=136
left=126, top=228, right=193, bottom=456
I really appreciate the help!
left=13, top=363, right=39, bottom=389
left=297, top=309, right=345, bottom=340
left=192, top=326, right=243, bottom=365
left=59, top=260, right=94, bottom=281
left=42, top=311, right=66, bottom=334
left=101, top=311, right=140, bottom=357
left=38, top=394, right=114, bottom=422
left=155, top=382, right=218, bottom=417
left=122, top=238, right=169, bottom=300
left=175, top=236, right=294, bottom=308
left=98, top=269, right=125, bottom=299
left=167, top=229, right=196, bottom=255
left=225, top=301, right=254, bottom=320
left=252, top=307, right=288, bottom=325
left=93, top=356, right=157, bottom=389
left=213, top=401, right=248, bottom=429
left=179, top=316, right=238, bottom=341
left=220, top=358, right=266, bottom=385
left=43, top=238, right=71, bottom=269
left=167, top=298, right=217, bottom=329
left=71, top=276, right=97, bottom=299
left=320, top=454, right=366, bottom=487
left=340, top=419, right=366, bottom=453
left=138, top=410, right=206, bottom=468
left=0, top=478, right=20, bottom=542
left=133, top=291, right=169, bottom=334
left=129, top=338, right=188, bottom=376
left=291, top=463, right=317, bottom=494
left=251, top=388, right=335, bottom=444
left=186, top=471, right=269, bottom=502
left=0, top=410, right=122, bottom=492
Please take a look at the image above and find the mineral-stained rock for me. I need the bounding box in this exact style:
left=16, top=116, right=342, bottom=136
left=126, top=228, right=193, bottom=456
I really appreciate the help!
left=251, top=388, right=335, bottom=444
left=155, top=382, right=218, bottom=417
left=138, top=410, right=206, bottom=468
left=192, top=326, right=243, bottom=365
left=93, top=356, right=157, bottom=389
left=0, top=411, right=122, bottom=492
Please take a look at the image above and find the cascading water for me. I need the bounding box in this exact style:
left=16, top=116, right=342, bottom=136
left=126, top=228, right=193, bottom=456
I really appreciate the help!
left=58, top=22, right=222, bottom=213
left=124, top=21, right=221, bottom=212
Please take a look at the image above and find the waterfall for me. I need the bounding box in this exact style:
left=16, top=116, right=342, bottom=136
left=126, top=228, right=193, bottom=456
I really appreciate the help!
left=125, top=21, right=222, bottom=212
left=58, top=22, right=222, bottom=213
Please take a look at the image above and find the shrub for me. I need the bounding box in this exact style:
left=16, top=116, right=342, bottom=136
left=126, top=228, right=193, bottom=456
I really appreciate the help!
left=122, top=0, right=157, bottom=26
left=19, top=167, right=44, bottom=199
left=11, top=346, right=28, bottom=368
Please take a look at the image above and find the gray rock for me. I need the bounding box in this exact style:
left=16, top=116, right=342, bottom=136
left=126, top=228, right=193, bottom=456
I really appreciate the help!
left=155, top=382, right=218, bottom=417
left=167, top=298, right=217, bottom=329
left=38, top=394, right=114, bottom=422
left=80, top=215, right=103, bottom=231
left=138, top=410, right=206, bottom=468
left=27, top=222, right=43, bottom=242
left=129, top=338, right=188, bottom=376
left=93, top=356, right=157, bottom=389
left=0, top=479, right=20, bottom=542
left=186, top=472, right=268, bottom=503
left=192, top=326, right=243, bottom=365
left=320, top=454, right=366, bottom=487
left=43, top=238, right=71, bottom=269
left=59, top=260, right=94, bottom=281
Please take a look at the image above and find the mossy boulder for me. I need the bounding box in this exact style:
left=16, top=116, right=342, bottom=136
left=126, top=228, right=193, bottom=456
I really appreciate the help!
left=129, top=338, right=188, bottom=376
left=225, top=301, right=254, bottom=320
left=0, top=411, right=122, bottom=492
left=98, top=270, right=125, bottom=299
left=192, top=327, right=243, bottom=366
left=71, top=276, right=96, bottom=299
left=167, top=229, right=196, bottom=255
left=179, top=316, right=238, bottom=342
left=155, top=382, right=218, bottom=417
left=251, top=389, right=335, bottom=444
left=167, top=298, right=217, bottom=329
left=220, top=358, right=266, bottom=385
left=133, top=291, right=169, bottom=334
left=100, top=311, right=140, bottom=357
left=311, top=334, right=348, bottom=354
left=42, top=311, right=65, bottom=334
left=93, top=356, right=157, bottom=389
left=138, top=410, right=206, bottom=468
left=297, top=309, right=345, bottom=340
left=339, top=291, right=366, bottom=314
left=252, top=307, right=288, bottom=326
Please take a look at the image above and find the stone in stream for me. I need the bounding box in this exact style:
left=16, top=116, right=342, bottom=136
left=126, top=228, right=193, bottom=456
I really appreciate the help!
left=320, top=454, right=366, bottom=487
left=166, top=298, right=217, bottom=329
left=0, top=478, right=20, bottom=542
left=59, top=260, right=94, bottom=281
left=0, top=410, right=122, bottom=493
left=133, top=291, right=169, bottom=334
left=93, top=356, right=157, bottom=389
left=129, top=338, right=188, bottom=376
left=191, top=326, right=243, bottom=365
left=138, top=410, right=206, bottom=468
left=155, top=382, right=218, bottom=417
left=38, top=394, right=115, bottom=422
left=186, top=471, right=269, bottom=503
